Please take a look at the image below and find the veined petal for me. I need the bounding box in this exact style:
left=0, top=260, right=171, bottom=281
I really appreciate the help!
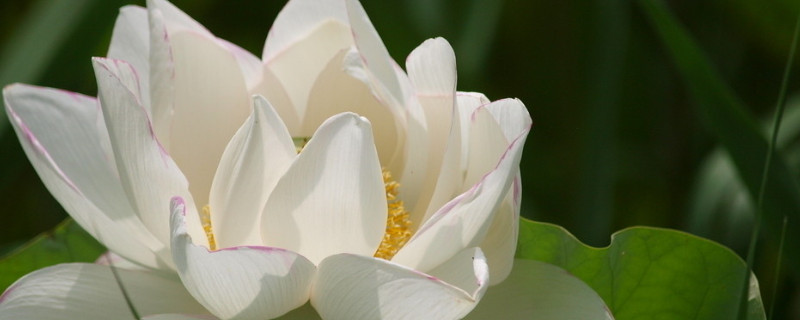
left=93, top=58, right=206, bottom=253
left=262, top=113, right=386, bottom=265
left=0, top=263, right=207, bottom=320
left=210, top=95, right=295, bottom=248
left=466, top=260, right=614, bottom=320
left=170, top=198, right=315, bottom=320
left=107, top=5, right=150, bottom=114
left=311, top=248, right=488, bottom=320
left=4, top=84, right=166, bottom=269
left=404, top=38, right=458, bottom=227
left=167, top=30, right=251, bottom=208
left=392, top=119, right=531, bottom=273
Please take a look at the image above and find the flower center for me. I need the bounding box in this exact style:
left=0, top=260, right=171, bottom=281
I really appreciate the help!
left=201, top=205, right=217, bottom=251
left=373, top=168, right=412, bottom=260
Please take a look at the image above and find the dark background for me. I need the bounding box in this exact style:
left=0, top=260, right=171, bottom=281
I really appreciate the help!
left=1, top=0, right=798, bottom=317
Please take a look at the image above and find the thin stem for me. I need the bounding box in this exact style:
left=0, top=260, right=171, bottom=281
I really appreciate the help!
left=738, top=12, right=800, bottom=320
left=767, top=216, right=788, bottom=320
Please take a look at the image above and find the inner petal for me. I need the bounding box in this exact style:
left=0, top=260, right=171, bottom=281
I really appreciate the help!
left=168, top=31, right=250, bottom=208
left=302, top=50, right=402, bottom=165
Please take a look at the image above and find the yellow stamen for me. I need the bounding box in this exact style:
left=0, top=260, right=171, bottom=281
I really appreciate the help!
left=201, top=205, right=217, bottom=251
left=293, top=137, right=310, bottom=154
left=374, top=168, right=412, bottom=260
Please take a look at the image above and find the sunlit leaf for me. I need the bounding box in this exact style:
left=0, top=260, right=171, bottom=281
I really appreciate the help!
left=518, top=218, right=766, bottom=320
left=0, top=219, right=106, bottom=292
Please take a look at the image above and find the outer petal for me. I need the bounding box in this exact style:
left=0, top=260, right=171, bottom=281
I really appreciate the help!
left=170, top=198, right=315, bottom=320
left=301, top=50, right=401, bottom=165
left=463, top=100, right=527, bottom=189
left=209, top=95, right=296, bottom=248
left=311, top=248, right=488, bottom=320
left=0, top=263, right=207, bottom=319
left=107, top=5, right=150, bottom=114
left=262, top=113, right=386, bottom=265
left=4, top=84, right=165, bottom=269
left=484, top=98, right=533, bottom=147
left=468, top=99, right=530, bottom=284
left=455, top=92, right=490, bottom=173
left=392, top=116, right=531, bottom=273
left=93, top=58, right=206, bottom=253
left=478, top=174, right=521, bottom=285
left=466, top=260, right=614, bottom=320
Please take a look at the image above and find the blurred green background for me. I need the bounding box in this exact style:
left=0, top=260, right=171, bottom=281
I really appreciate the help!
left=0, top=0, right=798, bottom=317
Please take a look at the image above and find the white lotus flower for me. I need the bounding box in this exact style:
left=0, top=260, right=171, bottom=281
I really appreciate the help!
left=0, top=0, right=612, bottom=319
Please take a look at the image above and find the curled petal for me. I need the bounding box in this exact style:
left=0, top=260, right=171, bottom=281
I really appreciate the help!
left=170, top=198, right=316, bottom=320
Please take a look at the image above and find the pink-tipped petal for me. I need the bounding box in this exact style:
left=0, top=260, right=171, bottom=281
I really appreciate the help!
left=4, top=84, right=166, bottom=269
left=209, top=95, right=295, bottom=248
left=107, top=5, right=151, bottom=114
left=170, top=199, right=315, bottom=320
left=392, top=118, right=531, bottom=273
left=262, top=113, right=386, bottom=265
left=93, top=58, right=205, bottom=252
left=311, top=248, right=488, bottom=320
left=0, top=263, right=208, bottom=320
